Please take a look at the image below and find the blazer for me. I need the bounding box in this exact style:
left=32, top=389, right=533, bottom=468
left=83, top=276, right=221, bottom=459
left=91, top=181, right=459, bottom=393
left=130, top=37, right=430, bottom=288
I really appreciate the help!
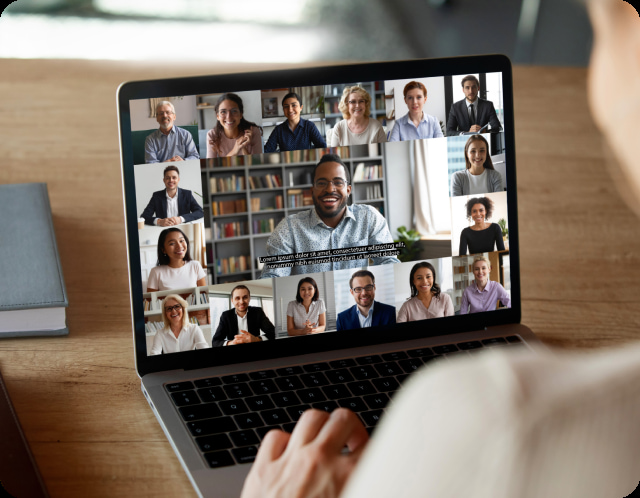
left=212, top=307, right=276, bottom=347
left=141, top=188, right=203, bottom=225
left=335, top=301, right=396, bottom=331
left=446, top=98, right=502, bottom=136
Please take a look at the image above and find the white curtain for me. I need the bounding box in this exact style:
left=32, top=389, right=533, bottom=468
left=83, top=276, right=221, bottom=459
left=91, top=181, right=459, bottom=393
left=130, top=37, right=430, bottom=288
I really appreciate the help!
left=412, top=139, right=451, bottom=235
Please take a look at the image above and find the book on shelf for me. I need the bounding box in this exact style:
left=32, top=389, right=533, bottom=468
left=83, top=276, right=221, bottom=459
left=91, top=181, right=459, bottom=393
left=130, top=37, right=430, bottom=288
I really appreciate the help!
left=145, top=321, right=164, bottom=334
left=212, top=199, right=246, bottom=215
left=250, top=197, right=261, bottom=212
left=287, top=188, right=312, bottom=208
left=216, top=255, right=251, bottom=275
left=353, top=163, right=383, bottom=181
left=249, top=174, right=282, bottom=189
left=213, top=220, right=249, bottom=239
left=252, top=217, right=277, bottom=235
left=210, top=174, right=246, bottom=193
left=365, top=184, right=382, bottom=200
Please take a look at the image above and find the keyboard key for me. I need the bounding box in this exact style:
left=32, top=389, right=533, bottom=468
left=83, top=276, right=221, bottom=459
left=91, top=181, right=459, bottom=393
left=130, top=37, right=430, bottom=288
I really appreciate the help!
left=223, top=383, right=253, bottom=399
left=286, top=405, right=311, bottom=422
left=256, top=425, right=281, bottom=440
left=326, top=369, right=355, bottom=384
left=338, top=397, right=368, bottom=412
left=194, top=377, right=222, bottom=388
left=363, top=393, right=389, bottom=410
left=457, top=341, right=483, bottom=350
left=276, top=366, right=303, bottom=376
left=188, top=416, right=237, bottom=437
left=506, top=335, right=522, bottom=343
left=249, top=379, right=278, bottom=395
left=222, top=373, right=250, bottom=384
left=322, top=384, right=351, bottom=400
left=246, top=395, right=275, bottom=411
left=300, top=373, right=329, bottom=388
left=196, top=433, right=232, bottom=452
left=372, top=377, right=399, bottom=393
left=234, top=413, right=264, bottom=430
left=398, top=358, right=423, bottom=373
left=374, top=362, right=402, bottom=377
left=179, top=403, right=222, bottom=422
left=356, top=355, right=382, bottom=365
left=219, top=399, right=249, bottom=416
left=261, top=408, right=291, bottom=425
left=171, top=390, right=201, bottom=407
left=275, top=376, right=304, bottom=391
left=360, top=410, right=384, bottom=427
left=422, top=355, right=446, bottom=364
left=482, top=337, right=508, bottom=346
left=396, top=374, right=409, bottom=384
left=229, top=430, right=259, bottom=447
left=303, top=362, right=331, bottom=372
left=445, top=351, right=468, bottom=359
left=198, top=386, right=227, bottom=403
left=272, top=392, right=301, bottom=407
left=381, top=351, right=408, bottom=362
left=408, top=347, right=434, bottom=358
left=166, top=381, right=194, bottom=392
left=282, top=422, right=297, bottom=433
left=232, top=446, right=258, bottom=464
left=298, top=387, right=327, bottom=404
left=204, top=450, right=234, bottom=468
left=311, top=401, right=339, bottom=413
left=248, top=370, right=277, bottom=380
left=329, top=358, right=356, bottom=369
left=350, top=365, right=379, bottom=380
left=347, top=380, right=376, bottom=396
left=433, top=344, right=459, bottom=354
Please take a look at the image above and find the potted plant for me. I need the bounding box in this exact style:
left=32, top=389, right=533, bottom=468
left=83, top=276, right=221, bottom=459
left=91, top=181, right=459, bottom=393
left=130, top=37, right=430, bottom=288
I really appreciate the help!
left=394, top=226, right=421, bottom=262
left=497, top=218, right=508, bottom=240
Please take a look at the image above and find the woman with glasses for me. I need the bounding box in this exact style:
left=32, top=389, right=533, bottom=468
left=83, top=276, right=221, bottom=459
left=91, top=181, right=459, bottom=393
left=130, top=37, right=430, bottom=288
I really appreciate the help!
left=286, top=277, right=326, bottom=336
left=149, top=294, right=209, bottom=355
left=389, top=81, right=444, bottom=142
left=329, top=85, right=387, bottom=146
left=207, top=93, right=263, bottom=158
left=146, top=227, right=207, bottom=292
left=396, top=261, right=454, bottom=322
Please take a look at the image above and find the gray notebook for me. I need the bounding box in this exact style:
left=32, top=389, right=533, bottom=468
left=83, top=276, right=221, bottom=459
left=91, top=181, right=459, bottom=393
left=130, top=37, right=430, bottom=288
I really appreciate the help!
left=0, top=183, right=68, bottom=337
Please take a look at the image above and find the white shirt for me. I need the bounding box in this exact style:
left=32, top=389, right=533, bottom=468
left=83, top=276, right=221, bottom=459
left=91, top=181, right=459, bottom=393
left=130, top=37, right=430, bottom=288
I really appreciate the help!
left=153, top=189, right=185, bottom=225
left=147, top=260, right=206, bottom=291
left=149, top=323, right=208, bottom=355
left=222, top=308, right=270, bottom=346
left=286, top=299, right=326, bottom=330
left=466, top=168, right=488, bottom=194
left=356, top=301, right=374, bottom=328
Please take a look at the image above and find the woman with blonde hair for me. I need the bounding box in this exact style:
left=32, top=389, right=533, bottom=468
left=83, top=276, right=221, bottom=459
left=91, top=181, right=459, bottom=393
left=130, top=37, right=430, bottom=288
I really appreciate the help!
left=149, top=294, right=209, bottom=355
left=460, top=255, right=510, bottom=314
left=329, top=85, right=386, bottom=146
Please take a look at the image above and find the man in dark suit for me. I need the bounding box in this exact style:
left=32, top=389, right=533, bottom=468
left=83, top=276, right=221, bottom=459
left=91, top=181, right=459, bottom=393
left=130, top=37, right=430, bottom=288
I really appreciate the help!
left=212, top=285, right=276, bottom=347
left=446, top=75, right=502, bottom=136
left=141, top=165, right=203, bottom=226
left=336, top=270, right=396, bottom=331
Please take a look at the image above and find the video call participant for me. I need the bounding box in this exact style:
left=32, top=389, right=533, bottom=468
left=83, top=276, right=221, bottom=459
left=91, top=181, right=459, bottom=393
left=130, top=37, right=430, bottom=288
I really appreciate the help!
left=460, top=255, right=510, bottom=314
left=211, top=285, right=276, bottom=346
left=446, top=75, right=502, bottom=136
left=458, top=196, right=505, bottom=255
left=140, top=165, right=204, bottom=226
left=207, top=93, right=263, bottom=158
left=388, top=81, right=444, bottom=141
left=451, top=135, right=503, bottom=196
left=330, top=85, right=387, bottom=146
left=261, top=153, right=399, bottom=278
left=286, top=277, right=327, bottom=336
left=149, top=294, right=209, bottom=355
left=144, top=101, right=200, bottom=164
left=396, top=262, right=454, bottom=322
left=146, top=227, right=207, bottom=292
left=336, top=270, right=396, bottom=331
left=264, top=92, right=327, bottom=152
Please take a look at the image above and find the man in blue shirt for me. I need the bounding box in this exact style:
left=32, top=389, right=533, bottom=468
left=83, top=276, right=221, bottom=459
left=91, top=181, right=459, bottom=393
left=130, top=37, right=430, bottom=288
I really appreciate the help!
left=336, top=270, right=396, bottom=331
left=261, top=154, right=399, bottom=278
left=264, top=92, right=327, bottom=152
left=144, top=101, right=200, bottom=164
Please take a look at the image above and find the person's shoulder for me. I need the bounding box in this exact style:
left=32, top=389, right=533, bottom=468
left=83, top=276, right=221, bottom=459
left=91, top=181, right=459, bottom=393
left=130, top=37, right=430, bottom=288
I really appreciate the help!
left=145, top=128, right=161, bottom=140
left=152, top=189, right=165, bottom=197
left=369, top=117, right=383, bottom=128
left=175, top=126, right=191, bottom=135
left=178, top=187, right=192, bottom=195
left=375, top=301, right=396, bottom=312
left=187, top=260, right=204, bottom=270
left=438, top=292, right=453, bottom=303
left=352, top=203, right=381, bottom=216
left=338, top=304, right=357, bottom=317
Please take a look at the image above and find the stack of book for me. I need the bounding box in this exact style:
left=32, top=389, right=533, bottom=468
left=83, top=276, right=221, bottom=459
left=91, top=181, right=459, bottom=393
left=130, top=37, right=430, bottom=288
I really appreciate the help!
left=212, top=199, right=247, bottom=215
left=210, top=175, right=246, bottom=193
left=287, top=188, right=313, bottom=208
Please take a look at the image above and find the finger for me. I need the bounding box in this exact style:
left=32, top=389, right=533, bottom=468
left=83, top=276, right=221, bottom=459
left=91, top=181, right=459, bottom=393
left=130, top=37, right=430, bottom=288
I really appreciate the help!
left=285, top=409, right=330, bottom=450
left=257, top=428, right=290, bottom=462
left=315, top=408, right=369, bottom=453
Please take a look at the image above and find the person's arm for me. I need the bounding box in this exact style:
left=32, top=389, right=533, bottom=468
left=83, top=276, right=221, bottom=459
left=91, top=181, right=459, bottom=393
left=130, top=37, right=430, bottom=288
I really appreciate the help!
left=206, top=129, right=218, bottom=159
left=490, top=169, right=504, bottom=192
left=446, top=103, right=461, bottom=136
left=144, top=134, right=160, bottom=164
left=250, top=126, right=264, bottom=154
left=335, top=312, right=344, bottom=331
left=459, top=229, right=468, bottom=255
left=388, top=119, right=400, bottom=142
left=486, top=101, right=503, bottom=131
left=192, top=324, right=209, bottom=350
left=311, top=312, right=326, bottom=334
left=141, top=195, right=158, bottom=225
left=459, top=288, right=470, bottom=314
left=451, top=171, right=465, bottom=197
left=329, top=121, right=342, bottom=147
left=260, top=220, right=294, bottom=278
left=259, top=310, right=276, bottom=341
left=147, top=267, right=159, bottom=293
left=263, top=126, right=279, bottom=153
left=211, top=313, right=230, bottom=347
left=396, top=302, right=408, bottom=323
left=182, top=130, right=200, bottom=160
left=497, top=283, right=511, bottom=308
left=433, top=116, right=444, bottom=138
left=494, top=224, right=505, bottom=251
left=149, top=331, right=163, bottom=355
left=308, top=121, right=327, bottom=148
left=372, top=120, right=387, bottom=143
left=180, top=191, right=204, bottom=223
left=444, top=293, right=455, bottom=317
left=367, top=209, right=401, bottom=265
left=287, top=315, right=314, bottom=336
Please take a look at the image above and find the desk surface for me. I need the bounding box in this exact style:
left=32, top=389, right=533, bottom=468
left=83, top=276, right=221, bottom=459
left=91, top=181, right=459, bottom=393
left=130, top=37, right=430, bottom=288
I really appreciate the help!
left=2, top=60, right=640, bottom=497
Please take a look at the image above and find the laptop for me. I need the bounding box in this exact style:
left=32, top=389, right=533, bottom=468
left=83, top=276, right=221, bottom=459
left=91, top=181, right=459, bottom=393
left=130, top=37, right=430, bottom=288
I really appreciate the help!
left=117, top=55, right=544, bottom=498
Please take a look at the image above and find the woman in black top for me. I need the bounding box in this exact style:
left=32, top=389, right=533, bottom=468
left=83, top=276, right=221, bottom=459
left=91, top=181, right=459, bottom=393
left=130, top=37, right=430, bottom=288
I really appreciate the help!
left=458, top=196, right=505, bottom=255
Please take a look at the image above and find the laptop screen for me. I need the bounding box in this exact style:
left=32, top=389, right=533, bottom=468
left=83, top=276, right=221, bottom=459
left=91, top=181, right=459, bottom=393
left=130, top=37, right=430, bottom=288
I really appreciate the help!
left=118, top=57, right=520, bottom=375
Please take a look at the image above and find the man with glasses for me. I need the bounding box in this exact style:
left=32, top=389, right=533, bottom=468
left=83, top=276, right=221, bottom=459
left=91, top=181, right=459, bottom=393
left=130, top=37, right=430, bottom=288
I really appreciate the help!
left=144, top=101, right=200, bottom=163
left=336, top=270, right=396, bottom=331
left=261, top=154, right=399, bottom=278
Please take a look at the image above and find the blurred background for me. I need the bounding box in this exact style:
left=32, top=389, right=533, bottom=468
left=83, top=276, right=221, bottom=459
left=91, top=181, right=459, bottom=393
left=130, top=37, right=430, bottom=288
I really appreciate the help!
left=2, top=0, right=591, bottom=65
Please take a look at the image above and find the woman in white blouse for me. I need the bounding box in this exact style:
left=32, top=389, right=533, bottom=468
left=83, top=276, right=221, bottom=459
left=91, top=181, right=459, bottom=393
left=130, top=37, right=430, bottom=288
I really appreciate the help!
left=149, top=294, right=209, bottom=355
left=286, top=277, right=326, bottom=336
left=147, top=227, right=207, bottom=292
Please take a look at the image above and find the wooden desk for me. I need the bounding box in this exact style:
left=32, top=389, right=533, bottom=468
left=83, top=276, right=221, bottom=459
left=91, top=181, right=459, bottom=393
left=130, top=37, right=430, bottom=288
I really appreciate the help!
left=1, top=60, right=640, bottom=497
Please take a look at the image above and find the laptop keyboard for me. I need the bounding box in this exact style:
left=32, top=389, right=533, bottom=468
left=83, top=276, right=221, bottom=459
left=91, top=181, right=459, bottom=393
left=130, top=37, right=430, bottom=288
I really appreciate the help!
left=165, top=335, right=526, bottom=468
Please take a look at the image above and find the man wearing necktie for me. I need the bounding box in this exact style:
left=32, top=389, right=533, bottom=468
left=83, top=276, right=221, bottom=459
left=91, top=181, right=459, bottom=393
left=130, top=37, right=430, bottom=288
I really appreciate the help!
left=446, top=75, right=503, bottom=136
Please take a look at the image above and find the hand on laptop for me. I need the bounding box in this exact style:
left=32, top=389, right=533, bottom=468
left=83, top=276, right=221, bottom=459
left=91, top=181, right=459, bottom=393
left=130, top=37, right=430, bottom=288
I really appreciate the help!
left=241, top=408, right=368, bottom=498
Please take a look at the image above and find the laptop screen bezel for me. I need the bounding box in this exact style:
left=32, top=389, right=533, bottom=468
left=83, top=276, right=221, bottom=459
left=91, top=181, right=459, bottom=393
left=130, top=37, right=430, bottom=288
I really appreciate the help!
left=117, top=55, right=520, bottom=378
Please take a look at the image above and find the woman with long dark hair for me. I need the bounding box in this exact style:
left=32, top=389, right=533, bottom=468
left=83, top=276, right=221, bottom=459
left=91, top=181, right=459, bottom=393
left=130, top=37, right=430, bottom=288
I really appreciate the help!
left=286, top=277, right=326, bottom=336
left=451, top=134, right=503, bottom=196
left=396, top=261, right=453, bottom=322
left=206, top=93, right=263, bottom=158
